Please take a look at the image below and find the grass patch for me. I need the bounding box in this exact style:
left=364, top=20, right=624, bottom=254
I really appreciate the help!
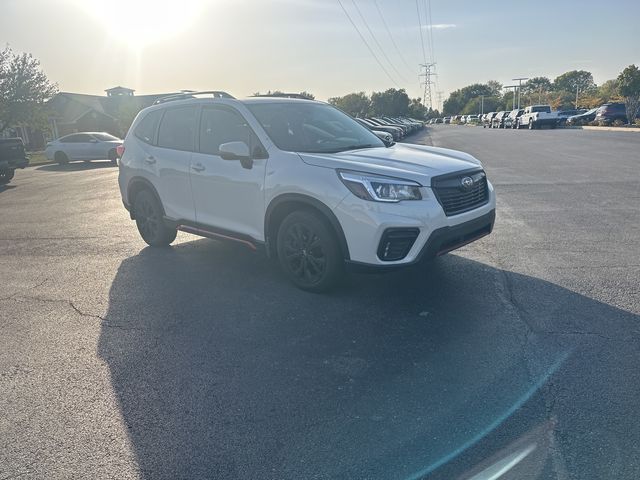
left=27, top=151, right=51, bottom=166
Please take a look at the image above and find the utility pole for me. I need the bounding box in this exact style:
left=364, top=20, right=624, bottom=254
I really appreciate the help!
left=575, top=84, right=580, bottom=108
left=512, top=77, right=528, bottom=109
left=479, top=95, right=484, bottom=115
left=419, top=63, right=437, bottom=110
left=504, top=85, right=518, bottom=110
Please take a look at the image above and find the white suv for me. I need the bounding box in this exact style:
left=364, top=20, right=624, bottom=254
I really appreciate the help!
left=118, top=91, right=496, bottom=291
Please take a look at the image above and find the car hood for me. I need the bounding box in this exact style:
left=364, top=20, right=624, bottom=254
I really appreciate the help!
left=298, top=143, right=482, bottom=186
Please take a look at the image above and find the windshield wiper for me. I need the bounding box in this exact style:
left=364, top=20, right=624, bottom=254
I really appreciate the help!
left=327, top=144, right=378, bottom=153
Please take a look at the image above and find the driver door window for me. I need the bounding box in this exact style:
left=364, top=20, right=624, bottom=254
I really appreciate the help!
left=199, top=107, right=265, bottom=158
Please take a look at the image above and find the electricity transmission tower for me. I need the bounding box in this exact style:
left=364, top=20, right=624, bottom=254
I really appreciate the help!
left=419, top=63, right=436, bottom=110
left=436, top=91, right=444, bottom=112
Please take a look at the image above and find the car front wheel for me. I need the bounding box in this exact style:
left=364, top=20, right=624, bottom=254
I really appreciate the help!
left=276, top=210, right=343, bottom=292
left=55, top=151, right=69, bottom=164
left=133, top=189, right=177, bottom=247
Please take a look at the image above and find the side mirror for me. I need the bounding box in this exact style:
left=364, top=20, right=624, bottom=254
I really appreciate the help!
left=372, top=130, right=394, bottom=147
left=219, top=141, right=253, bottom=169
left=89, top=138, right=99, bottom=143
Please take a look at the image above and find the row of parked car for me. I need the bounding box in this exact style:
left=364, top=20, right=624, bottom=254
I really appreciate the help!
left=354, top=116, right=424, bottom=143
left=427, top=102, right=637, bottom=130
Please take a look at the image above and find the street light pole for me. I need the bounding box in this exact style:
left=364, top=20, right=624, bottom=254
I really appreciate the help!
left=504, top=85, right=518, bottom=111
left=512, top=77, right=529, bottom=109
left=575, top=84, right=579, bottom=108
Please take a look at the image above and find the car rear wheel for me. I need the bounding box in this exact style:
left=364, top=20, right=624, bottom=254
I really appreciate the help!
left=0, top=169, right=15, bottom=185
left=133, top=189, right=177, bottom=247
left=108, top=149, right=117, bottom=165
left=276, top=210, right=343, bottom=292
left=55, top=151, right=69, bottom=164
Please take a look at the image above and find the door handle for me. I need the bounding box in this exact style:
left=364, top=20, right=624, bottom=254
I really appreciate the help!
left=191, top=163, right=205, bottom=172
left=145, top=156, right=156, bottom=164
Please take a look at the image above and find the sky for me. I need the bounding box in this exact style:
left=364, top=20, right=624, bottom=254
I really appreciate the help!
left=1, top=0, right=638, bottom=108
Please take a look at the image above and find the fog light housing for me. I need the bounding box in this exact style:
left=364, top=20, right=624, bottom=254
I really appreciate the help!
left=377, top=228, right=420, bottom=261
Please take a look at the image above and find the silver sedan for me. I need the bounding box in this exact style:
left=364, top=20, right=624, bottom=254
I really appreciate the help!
left=45, top=132, right=123, bottom=165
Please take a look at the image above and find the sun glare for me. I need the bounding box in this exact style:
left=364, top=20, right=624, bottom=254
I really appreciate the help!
left=79, top=0, right=205, bottom=49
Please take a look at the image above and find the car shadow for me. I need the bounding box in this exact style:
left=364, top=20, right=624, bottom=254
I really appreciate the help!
left=0, top=184, right=17, bottom=193
left=97, top=239, right=640, bottom=479
left=36, top=161, right=115, bottom=172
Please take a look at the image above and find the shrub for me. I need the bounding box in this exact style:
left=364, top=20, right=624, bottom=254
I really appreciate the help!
left=613, top=119, right=625, bottom=127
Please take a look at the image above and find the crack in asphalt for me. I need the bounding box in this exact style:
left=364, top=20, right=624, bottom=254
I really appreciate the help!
left=0, top=278, right=49, bottom=302
left=0, top=295, right=145, bottom=332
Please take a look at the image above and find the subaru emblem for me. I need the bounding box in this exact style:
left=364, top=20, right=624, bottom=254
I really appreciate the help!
left=461, top=176, right=474, bottom=190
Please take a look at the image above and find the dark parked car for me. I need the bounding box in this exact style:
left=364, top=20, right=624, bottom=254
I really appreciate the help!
left=567, top=107, right=598, bottom=126
left=556, top=109, right=587, bottom=126
left=491, top=111, right=509, bottom=128
left=504, top=109, right=524, bottom=129
left=355, top=118, right=403, bottom=140
left=595, top=102, right=628, bottom=125
left=0, top=138, right=29, bottom=185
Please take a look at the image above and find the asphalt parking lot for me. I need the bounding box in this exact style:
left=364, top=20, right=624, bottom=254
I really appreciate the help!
left=1, top=126, right=639, bottom=479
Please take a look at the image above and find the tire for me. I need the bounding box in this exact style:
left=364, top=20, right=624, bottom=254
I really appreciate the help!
left=528, top=120, right=535, bottom=130
left=133, top=189, right=177, bottom=247
left=276, top=210, right=344, bottom=292
left=0, top=169, right=15, bottom=185
left=108, top=149, right=118, bottom=166
left=54, top=151, right=69, bottom=164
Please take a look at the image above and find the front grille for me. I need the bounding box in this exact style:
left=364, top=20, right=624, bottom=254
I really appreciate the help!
left=432, top=170, right=489, bottom=216
left=377, top=228, right=419, bottom=261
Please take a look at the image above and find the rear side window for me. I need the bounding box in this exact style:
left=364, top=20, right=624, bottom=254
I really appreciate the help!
left=157, top=106, right=197, bottom=151
left=134, top=110, right=163, bottom=145
left=59, top=134, right=78, bottom=143
left=93, top=133, right=119, bottom=141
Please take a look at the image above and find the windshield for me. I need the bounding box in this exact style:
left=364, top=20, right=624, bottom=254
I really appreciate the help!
left=246, top=102, right=384, bottom=153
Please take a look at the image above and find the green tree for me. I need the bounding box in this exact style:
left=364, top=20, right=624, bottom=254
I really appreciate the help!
left=0, top=45, right=58, bottom=134
left=370, top=88, right=410, bottom=116
left=523, top=77, right=552, bottom=104
left=583, top=79, right=621, bottom=108
left=553, top=70, right=596, bottom=96
left=486, top=80, right=502, bottom=96
left=407, top=98, right=428, bottom=119
left=617, top=64, right=640, bottom=124
left=443, top=83, right=495, bottom=115
left=327, top=91, right=371, bottom=117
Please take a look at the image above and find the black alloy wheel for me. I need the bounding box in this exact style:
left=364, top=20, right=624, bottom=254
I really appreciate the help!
left=134, top=190, right=177, bottom=247
left=277, top=210, right=343, bottom=292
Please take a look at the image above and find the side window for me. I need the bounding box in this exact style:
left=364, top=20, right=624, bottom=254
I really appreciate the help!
left=134, top=110, right=163, bottom=145
left=199, top=107, right=265, bottom=158
left=59, top=134, right=78, bottom=143
left=157, top=106, right=197, bottom=151
left=74, top=134, right=93, bottom=142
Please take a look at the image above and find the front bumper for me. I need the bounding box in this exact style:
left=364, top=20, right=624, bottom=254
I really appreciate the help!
left=346, top=209, right=495, bottom=271
left=335, top=181, right=496, bottom=268
left=0, top=157, right=29, bottom=170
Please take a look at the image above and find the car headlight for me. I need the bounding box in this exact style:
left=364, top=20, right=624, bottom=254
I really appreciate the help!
left=338, top=170, right=422, bottom=202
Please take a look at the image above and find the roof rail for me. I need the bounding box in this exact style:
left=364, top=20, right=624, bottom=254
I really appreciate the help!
left=153, top=91, right=235, bottom=105
left=252, top=93, right=311, bottom=100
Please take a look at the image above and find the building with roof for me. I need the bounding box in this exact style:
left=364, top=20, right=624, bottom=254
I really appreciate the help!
left=2, top=86, right=177, bottom=149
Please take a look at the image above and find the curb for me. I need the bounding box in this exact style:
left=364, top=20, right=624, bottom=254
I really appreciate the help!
left=579, top=126, right=640, bottom=133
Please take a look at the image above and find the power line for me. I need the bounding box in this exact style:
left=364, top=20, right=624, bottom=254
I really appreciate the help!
left=373, top=0, right=413, bottom=74
left=351, top=0, right=407, bottom=83
left=336, top=0, right=399, bottom=87
left=415, top=0, right=427, bottom=66
left=425, top=0, right=435, bottom=63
